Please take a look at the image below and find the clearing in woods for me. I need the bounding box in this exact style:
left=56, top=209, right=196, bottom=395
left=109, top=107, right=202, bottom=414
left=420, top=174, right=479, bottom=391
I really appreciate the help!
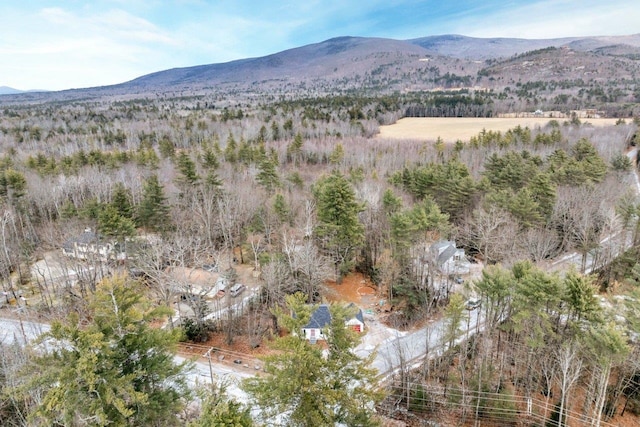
left=324, top=272, right=378, bottom=307
left=377, top=117, right=621, bottom=142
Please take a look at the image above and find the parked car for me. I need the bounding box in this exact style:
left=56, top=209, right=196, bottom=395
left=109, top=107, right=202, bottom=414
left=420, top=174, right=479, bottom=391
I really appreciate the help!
left=454, top=276, right=464, bottom=284
left=465, top=298, right=481, bottom=310
left=202, top=263, right=218, bottom=273
left=229, top=283, right=246, bottom=298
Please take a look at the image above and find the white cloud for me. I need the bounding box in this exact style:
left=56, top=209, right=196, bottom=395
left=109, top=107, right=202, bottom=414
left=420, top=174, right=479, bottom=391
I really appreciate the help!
left=92, top=9, right=176, bottom=45
left=40, top=7, right=71, bottom=24
left=0, top=5, right=180, bottom=90
left=450, top=0, right=640, bottom=39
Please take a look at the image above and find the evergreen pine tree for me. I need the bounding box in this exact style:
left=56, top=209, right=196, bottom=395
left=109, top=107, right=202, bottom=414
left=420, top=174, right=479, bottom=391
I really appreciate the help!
left=110, top=182, right=133, bottom=219
left=21, top=277, right=190, bottom=426
left=176, top=151, right=200, bottom=185
left=313, top=172, right=364, bottom=281
left=136, top=174, right=171, bottom=232
left=200, top=146, right=220, bottom=170
left=256, top=156, right=280, bottom=193
left=286, top=132, right=304, bottom=164
left=98, top=205, right=136, bottom=243
left=273, top=193, right=290, bottom=224
left=224, top=133, right=237, bottom=163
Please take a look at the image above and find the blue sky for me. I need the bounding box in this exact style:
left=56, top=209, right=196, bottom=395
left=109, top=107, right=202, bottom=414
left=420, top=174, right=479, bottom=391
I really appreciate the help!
left=1, top=0, right=638, bottom=91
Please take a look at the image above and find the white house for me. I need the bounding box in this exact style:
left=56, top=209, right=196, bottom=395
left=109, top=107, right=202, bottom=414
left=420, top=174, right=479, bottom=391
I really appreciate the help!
left=301, top=304, right=365, bottom=343
left=62, top=228, right=126, bottom=262
left=430, top=240, right=470, bottom=275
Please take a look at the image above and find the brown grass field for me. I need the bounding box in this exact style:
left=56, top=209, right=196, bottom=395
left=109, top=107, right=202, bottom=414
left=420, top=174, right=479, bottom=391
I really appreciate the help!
left=377, top=117, right=621, bottom=142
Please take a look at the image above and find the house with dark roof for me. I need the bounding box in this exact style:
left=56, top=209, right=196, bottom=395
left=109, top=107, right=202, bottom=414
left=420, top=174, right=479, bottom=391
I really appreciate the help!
left=430, top=240, right=470, bottom=275
left=62, top=228, right=125, bottom=261
left=301, top=303, right=365, bottom=343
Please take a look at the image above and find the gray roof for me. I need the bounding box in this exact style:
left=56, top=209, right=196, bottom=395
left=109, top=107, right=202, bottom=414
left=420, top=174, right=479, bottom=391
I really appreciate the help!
left=431, top=240, right=454, bottom=252
left=63, top=228, right=104, bottom=250
left=347, top=303, right=364, bottom=324
left=303, top=303, right=364, bottom=329
left=438, top=244, right=458, bottom=266
left=304, top=304, right=331, bottom=329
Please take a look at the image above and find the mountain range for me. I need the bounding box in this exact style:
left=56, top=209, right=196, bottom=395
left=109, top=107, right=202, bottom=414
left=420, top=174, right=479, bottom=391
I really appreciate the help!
left=3, top=33, right=640, bottom=102
left=0, top=86, right=26, bottom=95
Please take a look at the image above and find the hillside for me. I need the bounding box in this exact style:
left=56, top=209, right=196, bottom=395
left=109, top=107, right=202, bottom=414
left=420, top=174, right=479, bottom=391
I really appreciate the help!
left=0, top=86, right=23, bottom=95
left=2, top=33, right=640, bottom=106
left=113, top=33, right=640, bottom=92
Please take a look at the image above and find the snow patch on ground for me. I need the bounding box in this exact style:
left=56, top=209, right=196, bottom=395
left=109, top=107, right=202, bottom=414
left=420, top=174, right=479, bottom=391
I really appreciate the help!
left=355, top=314, right=408, bottom=358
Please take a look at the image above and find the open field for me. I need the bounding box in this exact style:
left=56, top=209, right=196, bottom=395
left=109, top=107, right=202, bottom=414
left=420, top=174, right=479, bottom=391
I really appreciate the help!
left=377, top=117, right=622, bottom=142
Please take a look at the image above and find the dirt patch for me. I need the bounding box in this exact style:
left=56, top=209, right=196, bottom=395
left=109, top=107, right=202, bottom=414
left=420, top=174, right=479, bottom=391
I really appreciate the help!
left=609, top=410, right=640, bottom=427
left=183, top=331, right=271, bottom=358
left=168, top=266, right=218, bottom=286
left=168, top=263, right=261, bottom=295
left=325, top=272, right=380, bottom=307
left=377, top=117, right=621, bottom=142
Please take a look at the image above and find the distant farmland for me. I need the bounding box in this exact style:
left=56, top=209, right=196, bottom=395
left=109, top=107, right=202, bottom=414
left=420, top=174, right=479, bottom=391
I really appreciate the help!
left=377, top=117, right=621, bottom=142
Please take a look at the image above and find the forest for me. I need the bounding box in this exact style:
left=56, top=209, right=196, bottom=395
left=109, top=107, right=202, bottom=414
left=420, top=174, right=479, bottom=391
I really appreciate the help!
left=0, top=87, right=639, bottom=426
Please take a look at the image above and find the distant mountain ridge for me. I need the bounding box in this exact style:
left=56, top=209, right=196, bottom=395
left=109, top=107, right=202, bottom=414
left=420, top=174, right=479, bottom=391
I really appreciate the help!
left=123, top=36, right=428, bottom=89
left=0, top=86, right=49, bottom=96
left=0, top=86, right=24, bottom=95
left=407, top=34, right=639, bottom=58
left=120, top=33, right=640, bottom=91
left=2, top=33, right=640, bottom=102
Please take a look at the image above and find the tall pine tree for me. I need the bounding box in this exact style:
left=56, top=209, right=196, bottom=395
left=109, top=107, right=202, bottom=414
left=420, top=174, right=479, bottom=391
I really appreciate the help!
left=313, top=172, right=364, bottom=281
left=21, top=276, right=190, bottom=426
left=136, top=174, right=171, bottom=232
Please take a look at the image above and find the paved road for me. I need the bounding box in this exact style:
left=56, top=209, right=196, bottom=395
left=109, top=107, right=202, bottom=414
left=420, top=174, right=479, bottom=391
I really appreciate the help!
left=356, top=308, right=482, bottom=378
left=0, top=315, right=50, bottom=346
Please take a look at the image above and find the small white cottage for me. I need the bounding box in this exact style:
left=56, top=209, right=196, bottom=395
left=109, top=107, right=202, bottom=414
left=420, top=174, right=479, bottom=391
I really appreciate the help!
left=301, top=304, right=365, bottom=343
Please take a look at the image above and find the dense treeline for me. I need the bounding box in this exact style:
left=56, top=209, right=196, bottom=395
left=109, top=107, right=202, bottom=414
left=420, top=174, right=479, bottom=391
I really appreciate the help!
left=386, top=260, right=640, bottom=426
left=0, top=94, right=635, bottom=314
left=405, top=93, right=494, bottom=117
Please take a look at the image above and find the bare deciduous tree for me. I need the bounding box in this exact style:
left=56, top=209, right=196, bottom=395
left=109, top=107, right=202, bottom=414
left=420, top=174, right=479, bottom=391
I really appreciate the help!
left=554, top=341, right=583, bottom=427
left=457, top=206, right=518, bottom=264
left=518, top=226, right=560, bottom=263
left=283, top=234, right=331, bottom=302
